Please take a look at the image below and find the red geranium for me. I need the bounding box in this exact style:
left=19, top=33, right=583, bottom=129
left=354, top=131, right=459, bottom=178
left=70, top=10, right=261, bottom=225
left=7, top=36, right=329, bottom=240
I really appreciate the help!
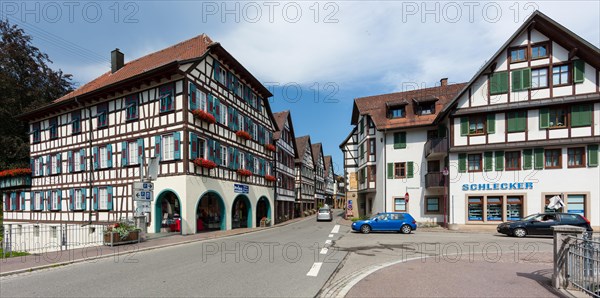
left=265, top=175, right=277, bottom=182
left=192, top=109, right=216, bottom=124
left=265, top=144, right=276, bottom=152
left=237, top=169, right=253, bottom=177
left=193, top=158, right=217, bottom=169
left=0, top=168, right=32, bottom=178
left=235, top=130, right=252, bottom=141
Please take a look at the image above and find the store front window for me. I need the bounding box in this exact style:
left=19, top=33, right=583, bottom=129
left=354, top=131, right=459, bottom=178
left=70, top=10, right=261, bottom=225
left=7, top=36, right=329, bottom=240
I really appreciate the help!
left=468, top=197, right=483, bottom=221
left=567, top=194, right=585, bottom=216
left=545, top=194, right=564, bottom=213
left=507, top=196, right=523, bottom=220
left=197, top=192, right=225, bottom=232
left=486, top=197, right=502, bottom=221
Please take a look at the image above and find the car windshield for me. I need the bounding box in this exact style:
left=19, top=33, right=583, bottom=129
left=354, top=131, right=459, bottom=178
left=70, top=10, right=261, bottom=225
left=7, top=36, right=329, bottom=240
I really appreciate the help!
left=319, top=208, right=329, bottom=213
left=521, top=214, right=541, bottom=221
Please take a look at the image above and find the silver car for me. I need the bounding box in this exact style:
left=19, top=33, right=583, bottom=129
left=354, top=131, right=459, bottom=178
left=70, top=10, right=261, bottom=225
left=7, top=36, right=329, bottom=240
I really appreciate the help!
left=317, top=208, right=333, bottom=221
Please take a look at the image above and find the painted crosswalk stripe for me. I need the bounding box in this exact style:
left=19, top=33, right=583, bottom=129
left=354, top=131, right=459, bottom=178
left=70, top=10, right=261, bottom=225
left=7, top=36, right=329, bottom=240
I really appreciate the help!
left=320, top=247, right=328, bottom=254
left=307, top=262, right=323, bottom=277
left=331, top=225, right=340, bottom=234
left=328, top=234, right=334, bottom=238
left=325, top=240, right=332, bottom=245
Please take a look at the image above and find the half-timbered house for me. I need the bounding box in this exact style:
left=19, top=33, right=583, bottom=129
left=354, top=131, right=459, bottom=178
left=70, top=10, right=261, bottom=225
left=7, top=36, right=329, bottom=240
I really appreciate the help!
left=312, top=143, right=326, bottom=207
left=324, top=156, right=335, bottom=206
left=11, top=34, right=278, bottom=235
left=339, top=128, right=358, bottom=217
left=295, top=136, right=315, bottom=215
left=273, top=111, right=299, bottom=223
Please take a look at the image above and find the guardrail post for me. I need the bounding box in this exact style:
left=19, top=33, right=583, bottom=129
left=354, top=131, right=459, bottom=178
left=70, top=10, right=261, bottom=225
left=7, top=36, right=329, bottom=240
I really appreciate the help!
left=552, top=225, right=586, bottom=289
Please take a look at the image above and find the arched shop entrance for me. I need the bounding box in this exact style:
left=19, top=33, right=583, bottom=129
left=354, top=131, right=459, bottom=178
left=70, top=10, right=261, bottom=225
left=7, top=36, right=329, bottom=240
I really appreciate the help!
left=232, top=195, right=252, bottom=229
left=155, top=190, right=182, bottom=233
left=256, top=197, right=271, bottom=227
left=196, top=191, right=226, bottom=232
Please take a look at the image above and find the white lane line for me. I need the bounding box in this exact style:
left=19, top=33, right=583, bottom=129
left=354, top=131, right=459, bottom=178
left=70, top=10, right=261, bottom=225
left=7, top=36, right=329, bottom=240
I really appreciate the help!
left=320, top=247, right=328, bottom=254
left=331, top=225, right=340, bottom=234
left=325, top=240, right=332, bottom=245
left=328, top=234, right=334, bottom=238
left=306, top=262, right=323, bottom=277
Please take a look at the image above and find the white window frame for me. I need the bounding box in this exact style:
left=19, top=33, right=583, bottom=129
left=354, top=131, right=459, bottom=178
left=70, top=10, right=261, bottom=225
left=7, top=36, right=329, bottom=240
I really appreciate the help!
left=162, top=135, right=174, bottom=161
left=238, top=114, right=244, bottom=131
left=532, top=68, right=548, bottom=88
left=51, top=191, right=59, bottom=210
left=251, top=93, right=257, bottom=108
left=35, top=158, right=41, bottom=176
left=198, top=138, right=206, bottom=159
left=99, top=188, right=108, bottom=210
left=35, top=192, right=41, bottom=210
left=239, top=152, right=245, bottom=169
left=252, top=123, right=258, bottom=140
left=219, top=68, right=227, bottom=85
left=220, top=145, right=228, bottom=167
left=73, top=151, right=81, bottom=172
left=74, top=189, right=83, bottom=210
left=220, top=103, right=228, bottom=126
left=51, top=155, right=58, bottom=174
left=198, top=89, right=208, bottom=111
left=254, top=157, right=260, bottom=174
left=128, top=141, right=139, bottom=165
left=99, top=147, right=108, bottom=169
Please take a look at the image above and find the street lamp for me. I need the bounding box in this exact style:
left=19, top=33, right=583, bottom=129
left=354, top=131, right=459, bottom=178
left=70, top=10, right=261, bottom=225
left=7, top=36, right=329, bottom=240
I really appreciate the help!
left=442, top=167, right=449, bottom=229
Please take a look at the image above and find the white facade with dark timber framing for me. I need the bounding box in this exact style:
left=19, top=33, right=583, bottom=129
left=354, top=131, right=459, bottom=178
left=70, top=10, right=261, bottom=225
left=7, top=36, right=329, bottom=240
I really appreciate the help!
left=9, top=34, right=278, bottom=235
left=295, top=136, right=315, bottom=215
left=444, top=11, right=600, bottom=229
left=324, top=155, right=335, bottom=206
left=340, top=127, right=358, bottom=217
left=273, top=110, right=299, bottom=223
left=312, top=143, right=326, bottom=206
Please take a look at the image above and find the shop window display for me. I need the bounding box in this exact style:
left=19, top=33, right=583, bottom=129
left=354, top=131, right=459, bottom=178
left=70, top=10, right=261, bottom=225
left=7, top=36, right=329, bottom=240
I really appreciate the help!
left=468, top=197, right=483, bottom=221
left=507, top=196, right=523, bottom=220
left=486, top=197, right=502, bottom=221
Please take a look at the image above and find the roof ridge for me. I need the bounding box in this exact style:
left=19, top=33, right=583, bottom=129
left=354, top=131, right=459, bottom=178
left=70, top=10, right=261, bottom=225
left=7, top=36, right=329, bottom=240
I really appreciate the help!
left=355, top=82, right=465, bottom=101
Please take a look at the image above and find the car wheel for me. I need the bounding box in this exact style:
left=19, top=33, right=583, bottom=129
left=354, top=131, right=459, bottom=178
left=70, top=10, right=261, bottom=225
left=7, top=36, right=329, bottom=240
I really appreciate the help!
left=400, top=224, right=412, bottom=234
left=513, top=228, right=527, bottom=238
left=360, top=225, right=371, bottom=234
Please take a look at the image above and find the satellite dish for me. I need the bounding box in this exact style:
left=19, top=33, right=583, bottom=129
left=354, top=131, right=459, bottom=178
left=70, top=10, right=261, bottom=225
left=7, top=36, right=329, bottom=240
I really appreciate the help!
left=547, top=195, right=565, bottom=210
left=147, top=157, right=159, bottom=181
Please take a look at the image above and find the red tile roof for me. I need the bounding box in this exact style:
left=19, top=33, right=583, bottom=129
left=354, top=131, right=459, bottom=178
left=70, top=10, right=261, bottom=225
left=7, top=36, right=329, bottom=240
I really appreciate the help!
left=54, top=34, right=214, bottom=103
left=295, top=135, right=312, bottom=164
left=272, top=110, right=289, bottom=140
left=352, top=82, right=466, bottom=130
left=324, top=155, right=334, bottom=177
left=311, top=143, right=323, bottom=167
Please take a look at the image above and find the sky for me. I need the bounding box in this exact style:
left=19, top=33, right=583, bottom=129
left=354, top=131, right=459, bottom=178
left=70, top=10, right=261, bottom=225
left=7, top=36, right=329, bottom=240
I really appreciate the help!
left=2, top=1, right=599, bottom=174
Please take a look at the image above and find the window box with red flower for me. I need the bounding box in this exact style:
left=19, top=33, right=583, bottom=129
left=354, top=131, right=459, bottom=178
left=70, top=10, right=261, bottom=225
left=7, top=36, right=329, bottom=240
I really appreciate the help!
left=265, top=175, right=277, bottom=182
left=265, top=144, right=276, bottom=152
left=237, top=169, right=253, bottom=177
left=103, top=221, right=141, bottom=246
left=193, top=158, right=217, bottom=169
left=235, top=130, right=252, bottom=141
left=0, top=168, right=32, bottom=178
left=192, top=109, right=216, bottom=124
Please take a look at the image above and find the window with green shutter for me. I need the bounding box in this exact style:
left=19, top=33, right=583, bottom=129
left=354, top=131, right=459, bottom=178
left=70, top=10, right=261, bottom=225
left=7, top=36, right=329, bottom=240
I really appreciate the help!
left=407, top=162, right=414, bottom=178
left=539, top=108, right=549, bottom=129
left=458, top=153, right=467, bottom=173
left=523, top=149, right=533, bottom=170
left=387, top=163, right=394, bottom=179
left=460, top=117, right=469, bottom=136
left=573, top=60, right=585, bottom=84
left=490, top=71, right=509, bottom=95
left=484, top=152, right=493, bottom=172
left=588, top=145, right=598, bottom=167
left=486, top=114, right=496, bottom=134
left=534, top=148, right=544, bottom=170
left=393, top=132, right=406, bottom=149
left=511, top=68, right=531, bottom=91
left=495, top=151, right=504, bottom=171
left=507, top=111, right=527, bottom=132
left=571, top=104, right=592, bottom=127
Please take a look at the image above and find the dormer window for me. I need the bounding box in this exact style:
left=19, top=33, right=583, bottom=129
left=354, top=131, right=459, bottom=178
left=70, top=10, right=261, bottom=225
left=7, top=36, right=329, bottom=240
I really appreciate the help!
left=413, top=96, right=438, bottom=116
left=386, top=100, right=408, bottom=119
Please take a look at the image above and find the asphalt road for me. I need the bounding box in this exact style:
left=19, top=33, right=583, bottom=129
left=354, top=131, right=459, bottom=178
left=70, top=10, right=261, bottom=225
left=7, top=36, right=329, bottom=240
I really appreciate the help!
left=0, top=212, right=349, bottom=297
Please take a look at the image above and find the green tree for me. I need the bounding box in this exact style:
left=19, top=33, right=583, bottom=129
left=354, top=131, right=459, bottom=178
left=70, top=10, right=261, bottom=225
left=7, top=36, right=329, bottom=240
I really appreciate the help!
left=0, top=20, right=73, bottom=170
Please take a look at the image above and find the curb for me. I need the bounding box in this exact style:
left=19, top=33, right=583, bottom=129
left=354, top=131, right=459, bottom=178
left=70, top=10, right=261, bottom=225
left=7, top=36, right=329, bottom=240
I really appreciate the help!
left=0, top=214, right=316, bottom=277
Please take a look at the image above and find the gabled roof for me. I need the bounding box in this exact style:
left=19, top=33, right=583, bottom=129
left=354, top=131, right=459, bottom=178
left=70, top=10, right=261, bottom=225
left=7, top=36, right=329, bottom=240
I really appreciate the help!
left=273, top=110, right=299, bottom=159
left=339, top=126, right=357, bottom=149
left=441, top=10, right=600, bottom=116
left=311, top=143, right=324, bottom=167
left=324, top=155, right=334, bottom=177
left=295, top=135, right=313, bottom=164
left=351, top=83, right=466, bottom=130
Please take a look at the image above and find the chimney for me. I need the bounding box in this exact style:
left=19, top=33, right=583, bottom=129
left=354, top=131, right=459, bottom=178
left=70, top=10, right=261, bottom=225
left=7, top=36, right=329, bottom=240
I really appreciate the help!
left=111, top=48, right=124, bottom=73
left=440, top=78, right=448, bottom=86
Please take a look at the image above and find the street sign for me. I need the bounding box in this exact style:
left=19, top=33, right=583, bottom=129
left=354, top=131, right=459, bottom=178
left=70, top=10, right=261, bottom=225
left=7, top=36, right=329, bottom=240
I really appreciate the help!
left=133, top=182, right=153, bottom=191
left=234, top=184, right=249, bottom=194
left=136, top=201, right=151, bottom=215
left=133, top=182, right=154, bottom=201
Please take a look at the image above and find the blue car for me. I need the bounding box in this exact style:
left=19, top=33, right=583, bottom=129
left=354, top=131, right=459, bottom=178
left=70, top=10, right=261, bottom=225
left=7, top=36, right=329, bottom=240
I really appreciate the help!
left=351, top=212, right=417, bottom=234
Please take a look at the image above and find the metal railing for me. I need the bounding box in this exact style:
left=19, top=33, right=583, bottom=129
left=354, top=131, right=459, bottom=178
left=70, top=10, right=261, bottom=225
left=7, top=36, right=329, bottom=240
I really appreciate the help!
left=567, top=234, right=600, bottom=297
left=425, top=172, right=445, bottom=188
left=425, top=137, right=447, bottom=157
left=2, top=223, right=108, bottom=256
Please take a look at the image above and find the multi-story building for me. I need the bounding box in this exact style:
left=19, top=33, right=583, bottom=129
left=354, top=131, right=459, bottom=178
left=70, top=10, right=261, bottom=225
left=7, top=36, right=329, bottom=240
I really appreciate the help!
left=340, top=128, right=358, bottom=217
left=273, top=111, right=299, bottom=223
left=312, top=143, right=326, bottom=207
left=444, top=11, right=600, bottom=229
left=295, top=136, right=315, bottom=215
left=9, top=34, right=278, bottom=235
left=332, top=174, right=346, bottom=210
left=324, top=155, right=335, bottom=206
left=348, top=80, right=464, bottom=221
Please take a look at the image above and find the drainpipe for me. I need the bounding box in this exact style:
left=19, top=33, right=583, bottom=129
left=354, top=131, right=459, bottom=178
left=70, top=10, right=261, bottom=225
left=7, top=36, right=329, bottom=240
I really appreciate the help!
left=446, top=120, right=451, bottom=228
left=382, top=129, right=387, bottom=213
left=74, top=97, right=94, bottom=226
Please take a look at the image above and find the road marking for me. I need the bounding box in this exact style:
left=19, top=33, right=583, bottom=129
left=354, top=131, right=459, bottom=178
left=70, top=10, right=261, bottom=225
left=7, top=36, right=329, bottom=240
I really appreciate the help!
left=331, top=225, right=340, bottom=234
left=328, top=234, right=334, bottom=238
left=306, top=262, right=323, bottom=277
left=325, top=240, right=332, bottom=245
left=320, top=247, right=328, bottom=254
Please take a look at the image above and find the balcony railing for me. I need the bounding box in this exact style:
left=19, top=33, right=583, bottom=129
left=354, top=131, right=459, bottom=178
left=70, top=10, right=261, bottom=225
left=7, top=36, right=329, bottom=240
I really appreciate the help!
left=425, top=137, right=448, bottom=158
left=425, top=172, right=445, bottom=188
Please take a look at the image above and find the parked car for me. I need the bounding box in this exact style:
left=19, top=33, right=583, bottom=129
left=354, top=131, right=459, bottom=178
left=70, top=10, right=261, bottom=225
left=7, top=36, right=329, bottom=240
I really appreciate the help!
left=351, top=212, right=417, bottom=234
left=497, top=212, right=593, bottom=237
left=317, top=207, right=333, bottom=221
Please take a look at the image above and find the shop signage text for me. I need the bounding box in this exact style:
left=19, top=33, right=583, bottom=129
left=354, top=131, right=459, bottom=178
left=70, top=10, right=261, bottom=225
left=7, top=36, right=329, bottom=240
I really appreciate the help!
left=234, top=184, right=249, bottom=194
left=462, top=182, right=534, bottom=191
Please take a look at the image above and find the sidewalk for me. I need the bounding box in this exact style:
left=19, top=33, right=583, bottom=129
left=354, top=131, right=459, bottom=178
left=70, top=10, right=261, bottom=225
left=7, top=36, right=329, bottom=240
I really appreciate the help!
left=0, top=215, right=312, bottom=276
